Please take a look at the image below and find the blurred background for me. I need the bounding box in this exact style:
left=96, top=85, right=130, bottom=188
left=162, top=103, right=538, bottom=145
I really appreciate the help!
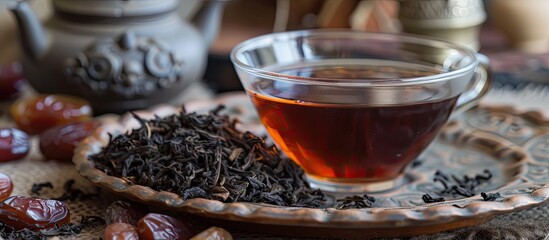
left=1, top=0, right=548, bottom=94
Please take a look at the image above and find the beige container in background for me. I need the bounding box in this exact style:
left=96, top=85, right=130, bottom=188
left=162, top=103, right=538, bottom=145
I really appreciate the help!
left=490, top=0, right=549, bottom=54
left=398, top=0, right=486, bottom=51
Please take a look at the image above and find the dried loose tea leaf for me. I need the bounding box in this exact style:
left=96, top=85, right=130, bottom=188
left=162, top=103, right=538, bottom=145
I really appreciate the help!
left=0, top=215, right=103, bottom=240
left=30, top=180, right=98, bottom=202
left=30, top=182, right=53, bottom=196
left=481, top=192, right=501, bottom=201
left=422, top=194, right=445, bottom=203
left=54, top=179, right=99, bottom=201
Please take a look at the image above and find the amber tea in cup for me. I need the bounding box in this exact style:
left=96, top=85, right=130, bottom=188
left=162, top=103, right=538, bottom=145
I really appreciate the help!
left=231, top=30, right=490, bottom=192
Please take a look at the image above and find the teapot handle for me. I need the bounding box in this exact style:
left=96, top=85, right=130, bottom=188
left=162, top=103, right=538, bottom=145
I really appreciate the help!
left=453, top=54, right=492, bottom=115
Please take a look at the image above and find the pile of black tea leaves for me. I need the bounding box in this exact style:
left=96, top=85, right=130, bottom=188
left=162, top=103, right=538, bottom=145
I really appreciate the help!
left=90, top=106, right=326, bottom=208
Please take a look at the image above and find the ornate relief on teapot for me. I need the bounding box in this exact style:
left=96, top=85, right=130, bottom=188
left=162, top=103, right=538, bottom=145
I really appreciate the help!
left=64, top=32, right=184, bottom=98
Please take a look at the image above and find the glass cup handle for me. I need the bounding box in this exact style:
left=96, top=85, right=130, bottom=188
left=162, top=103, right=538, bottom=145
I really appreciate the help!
left=453, top=54, right=492, bottom=116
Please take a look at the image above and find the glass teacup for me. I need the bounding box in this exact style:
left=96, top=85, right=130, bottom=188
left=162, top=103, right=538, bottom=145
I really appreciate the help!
left=230, top=30, right=491, bottom=193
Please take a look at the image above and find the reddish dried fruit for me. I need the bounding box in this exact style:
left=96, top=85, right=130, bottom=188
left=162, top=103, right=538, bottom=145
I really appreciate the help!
left=137, top=213, right=193, bottom=240
left=105, top=200, right=148, bottom=226
left=0, top=196, right=70, bottom=230
left=0, top=128, right=30, bottom=162
left=0, top=62, right=25, bottom=101
left=0, top=173, right=13, bottom=201
left=10, top=94, right=93, bottom=135
left=39, top=121, right=99, bottom=162
left=104, top=223, right=139, bottom=240
left=191, top=226, right=233, bottom=240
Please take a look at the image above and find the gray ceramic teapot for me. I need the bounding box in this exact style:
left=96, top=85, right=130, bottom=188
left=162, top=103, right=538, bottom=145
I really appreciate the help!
left=9, top=0, right=226, bottom=114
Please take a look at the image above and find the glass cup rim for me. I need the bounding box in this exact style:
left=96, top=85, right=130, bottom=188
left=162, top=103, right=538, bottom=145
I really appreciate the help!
left=230, top=29, right=479, bottom=87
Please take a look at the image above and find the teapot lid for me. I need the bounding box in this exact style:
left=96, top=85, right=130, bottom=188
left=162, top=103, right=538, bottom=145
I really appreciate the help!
left=53, top=0, right=179, bottom=17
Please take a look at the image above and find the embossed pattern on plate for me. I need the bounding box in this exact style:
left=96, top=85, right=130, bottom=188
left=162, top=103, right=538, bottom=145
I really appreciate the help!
left=74, top=93, right=549, bottom=238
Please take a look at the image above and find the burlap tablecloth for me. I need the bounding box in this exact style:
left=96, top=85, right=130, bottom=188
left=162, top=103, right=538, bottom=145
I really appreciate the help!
left=0, top=83, right=548, bottom=240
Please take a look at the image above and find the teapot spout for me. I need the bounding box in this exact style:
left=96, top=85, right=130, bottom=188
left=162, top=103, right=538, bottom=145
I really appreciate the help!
left=192, top=0, right=228, bottom=49
left=8, top=0, right=48, bottom=59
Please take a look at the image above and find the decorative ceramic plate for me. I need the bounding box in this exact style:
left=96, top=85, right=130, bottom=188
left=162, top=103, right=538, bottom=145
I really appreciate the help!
left=74, top=92, right=549, bottom=239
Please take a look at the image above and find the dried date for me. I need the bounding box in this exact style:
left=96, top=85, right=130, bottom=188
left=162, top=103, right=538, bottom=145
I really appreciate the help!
left=0, top=128, right=30, bottom=162
left=0, top=62, right=25, bottom=101
left=191, top=226, right=233, bottom=240
left=105, top=200, right=148, bottom=226
left=104, top=222, right=139, bottom=240
left=10, top=94, right=92, bottom=135
left=39, top=121, right=99, bottom=162
left=137, top=213, right=194, bottom=240
left=0, top=196, right=70, bottom=230
left=0, top=173, right=13, bottom=201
